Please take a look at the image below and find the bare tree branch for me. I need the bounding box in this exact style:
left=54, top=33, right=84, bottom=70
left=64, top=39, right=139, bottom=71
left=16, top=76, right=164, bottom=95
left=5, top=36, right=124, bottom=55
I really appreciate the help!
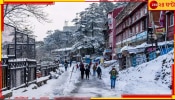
left=4, top=4, right=51, bottom=34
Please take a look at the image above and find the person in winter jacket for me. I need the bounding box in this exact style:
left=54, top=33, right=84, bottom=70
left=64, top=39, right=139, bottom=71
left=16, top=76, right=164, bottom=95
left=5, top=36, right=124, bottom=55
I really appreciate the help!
left=80, top=62, right=85, bottom=79
left=64, top=60, right=68, bottom=71
left=109, top=67, right=118, bottom=89
left=76, top=63, right=79, bottom=71
left=85, top=64, right=90, bottom=80
left=96, top=66, right=102, bottom=79
left=92, top=64, right=97, bottom=76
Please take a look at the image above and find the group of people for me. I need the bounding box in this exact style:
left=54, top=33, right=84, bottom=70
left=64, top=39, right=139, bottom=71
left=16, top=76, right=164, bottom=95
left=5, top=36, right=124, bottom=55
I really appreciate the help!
left=79, top=62, right=91, bottom=80
left=64, top=60, right=119, bottom=89
left=92, top=63, right=102, bottom=79
left=77, top=61, right=103, bottom=80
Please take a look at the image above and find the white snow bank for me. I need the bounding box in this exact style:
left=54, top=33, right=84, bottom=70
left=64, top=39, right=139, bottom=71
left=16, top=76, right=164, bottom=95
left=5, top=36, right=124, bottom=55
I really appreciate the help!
left=36, top=76, right=50, bottom=83
left=120, top=46, right=135, bottom=52
left=103, top=60, right=117, bottom=67
left=104, top=60, right=117, bottom=64
left=2, top=90, right=12, bottom=95
left=102, top=49, right=173, bottom=94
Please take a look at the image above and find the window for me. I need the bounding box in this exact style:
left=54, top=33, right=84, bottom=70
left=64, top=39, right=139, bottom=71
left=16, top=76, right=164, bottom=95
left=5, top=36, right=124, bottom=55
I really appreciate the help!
left=130, top=28, right=132, bottom=33
left=132, top=26, right=135, bottom=34
left=132, top=16, right=134, bottom=23
left=136, top=12, right=139, bottom=20
left=136, top=24, right=139, bottom=33
left=127, top=19, right=129, bottom=25
left=108, top=18, right=112, bottom=25
left=140, top=21, right=142, bottom=31
left=144, top=5, right=147, bottom=14
left=141, top=8, right=143, bottom=17
left=142, top=19, right=147, bottom=30
left=170, top=13, right=174, bottom=26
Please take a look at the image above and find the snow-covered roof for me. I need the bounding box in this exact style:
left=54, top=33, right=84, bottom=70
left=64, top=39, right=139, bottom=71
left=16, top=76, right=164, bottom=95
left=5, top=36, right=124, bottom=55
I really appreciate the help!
left=120, top=40, right=174, bottom=53
left=9, top=58, right=36, bottom=62
left=52, top=47, right=73, bottom=52
left=135, top=40, right=174, bottom=49
left=120, top=46, right=135, bottom=52
left=2, top=55, right=8, bottom=58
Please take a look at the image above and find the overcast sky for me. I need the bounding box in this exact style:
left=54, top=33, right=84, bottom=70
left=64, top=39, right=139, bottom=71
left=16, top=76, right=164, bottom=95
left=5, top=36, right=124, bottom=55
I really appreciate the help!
left=32, top=2, right=92, bottom=41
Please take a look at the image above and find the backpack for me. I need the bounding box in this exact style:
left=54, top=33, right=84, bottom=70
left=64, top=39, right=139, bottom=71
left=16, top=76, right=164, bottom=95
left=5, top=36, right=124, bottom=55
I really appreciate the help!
left=111, top=70, right=117, bottom=78
left=93, top=65, right=97, bottom=70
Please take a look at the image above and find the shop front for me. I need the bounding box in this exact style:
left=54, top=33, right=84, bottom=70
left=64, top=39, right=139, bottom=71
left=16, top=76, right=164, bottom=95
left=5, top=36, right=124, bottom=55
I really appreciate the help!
left=117, top=53, right=125, bottom=70
left=103, top=49, right=112, bottom=61
left=145, top=46, right=157, bottom=61
left=159, top=44, right=174, bottom=56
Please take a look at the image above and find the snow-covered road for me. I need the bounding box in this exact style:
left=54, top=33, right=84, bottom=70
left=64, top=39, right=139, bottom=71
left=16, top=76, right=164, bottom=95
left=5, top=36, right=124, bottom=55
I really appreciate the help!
left=9, top=51, right=173, bottom=99
left=68, top=75, right=120, bottom=97
left=11, top=64, right=121, bottom=99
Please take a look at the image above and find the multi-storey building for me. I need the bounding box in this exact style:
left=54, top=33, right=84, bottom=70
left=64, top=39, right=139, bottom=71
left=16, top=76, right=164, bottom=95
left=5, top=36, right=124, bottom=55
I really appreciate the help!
left=166, top=11, right=174, bottom=41
left=115, top=2, right=148, bottom=53
left=114, top=2, right=174, bottom=70
left=107, top=7, right=124, bottom=60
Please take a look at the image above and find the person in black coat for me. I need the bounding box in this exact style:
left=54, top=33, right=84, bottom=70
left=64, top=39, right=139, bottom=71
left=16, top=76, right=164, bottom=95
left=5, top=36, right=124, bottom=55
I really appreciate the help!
left=96, top=66, right=102, bottom=79
left=85, top=64, right=90, bottom=80
left=64, top=60, right=68, bottom=71
left=80, top=62, right=85, bottom=80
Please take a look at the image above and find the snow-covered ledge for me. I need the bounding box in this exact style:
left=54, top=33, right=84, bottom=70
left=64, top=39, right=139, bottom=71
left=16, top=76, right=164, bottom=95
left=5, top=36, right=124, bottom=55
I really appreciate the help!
left=9, top=58, right=36, bottom=62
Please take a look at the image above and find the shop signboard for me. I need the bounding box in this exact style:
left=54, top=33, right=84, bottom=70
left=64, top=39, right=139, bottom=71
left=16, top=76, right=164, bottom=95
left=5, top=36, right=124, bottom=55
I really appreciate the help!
left=146, top=47, right=156, bottom=52
left=136, top=31, right=147, bottom=41
left=155, top=27, right=165, bottom=34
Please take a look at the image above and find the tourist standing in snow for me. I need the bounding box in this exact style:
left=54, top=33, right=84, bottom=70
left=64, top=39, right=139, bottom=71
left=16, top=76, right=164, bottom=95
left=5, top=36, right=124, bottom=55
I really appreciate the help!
left=96, top=66, right=102, bottom=79
left=92, top=64, right=97, bottom=76
left=64, top=60, right=68, bottom=71
left=80, top=62, right=85, bottom=79
left=109, top=67, right=118, bottom=89
left=85, top=64, right=90, bottom=80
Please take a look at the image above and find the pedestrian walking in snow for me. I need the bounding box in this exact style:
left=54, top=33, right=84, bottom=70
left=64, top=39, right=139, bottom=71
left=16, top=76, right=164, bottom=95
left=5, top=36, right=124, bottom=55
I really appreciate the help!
left=76, top=63, right=79, bottom=71
left=92, top=64, right=97, bottom=76
left=109, top=67, right=118, bottom=89
left=64, top=60, right=68, bottom=71
left=96, top=66, right=102, bottom=79
left=85, top=64, right=90, bottom=80
left=80, top=62, right=85, bottom=80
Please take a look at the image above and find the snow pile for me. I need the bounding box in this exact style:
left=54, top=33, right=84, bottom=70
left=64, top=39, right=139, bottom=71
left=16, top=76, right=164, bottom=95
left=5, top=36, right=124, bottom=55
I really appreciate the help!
left=62, top=65, right=81, bottom=95
left=120, top=46, right=135, bottom=52
left=49, top=68, right=65, bottom=79
left=103, top=60, right=117, bottom=67
left=36, top=76, right=50, bottom=83
left=2, top=90, right=12, bottom=96
left=10, top=67, right=66, bottom=99
left=155, top=49, right=173, bottom=89
left=102, top=49, right=173, bottom=94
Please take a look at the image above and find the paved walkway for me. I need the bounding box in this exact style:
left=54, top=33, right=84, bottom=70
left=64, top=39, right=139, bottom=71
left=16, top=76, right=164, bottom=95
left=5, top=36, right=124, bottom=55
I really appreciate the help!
left=68, top=74, right=120, bottom=97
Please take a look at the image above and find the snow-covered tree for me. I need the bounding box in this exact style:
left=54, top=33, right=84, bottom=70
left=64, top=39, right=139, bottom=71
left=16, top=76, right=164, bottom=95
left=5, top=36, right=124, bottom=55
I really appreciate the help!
left=72, top=2, right=116, bottom=53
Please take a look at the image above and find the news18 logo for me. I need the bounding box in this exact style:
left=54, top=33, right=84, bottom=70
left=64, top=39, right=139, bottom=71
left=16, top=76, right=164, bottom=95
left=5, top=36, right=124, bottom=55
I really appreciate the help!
left=149, top=0, right=158, bottom=9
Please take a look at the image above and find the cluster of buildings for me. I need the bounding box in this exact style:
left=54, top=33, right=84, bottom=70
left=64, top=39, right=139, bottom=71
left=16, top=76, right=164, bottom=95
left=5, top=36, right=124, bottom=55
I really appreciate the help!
left=103, top=2, right=174, bottom=70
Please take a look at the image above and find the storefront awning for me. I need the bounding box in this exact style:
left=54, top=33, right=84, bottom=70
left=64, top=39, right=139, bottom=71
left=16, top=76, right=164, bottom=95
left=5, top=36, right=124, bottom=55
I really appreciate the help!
left=104, top=49, right=112, bottom=53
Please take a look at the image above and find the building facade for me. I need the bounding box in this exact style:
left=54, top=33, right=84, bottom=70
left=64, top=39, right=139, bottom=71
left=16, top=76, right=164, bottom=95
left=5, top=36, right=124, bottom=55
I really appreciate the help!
left=115, top=2, right=148, bottom=53
left=114, top=2, right=174, bottom=70
left=107, top=7, right=124, bottom=59
left=115, top=2, right=149, bottom=70
left=166, top=11, right=174, bottom=41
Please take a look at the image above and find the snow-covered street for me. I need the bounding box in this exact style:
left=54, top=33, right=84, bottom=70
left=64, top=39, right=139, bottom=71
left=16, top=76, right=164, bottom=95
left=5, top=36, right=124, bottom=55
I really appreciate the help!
left=10, top=48, right=173, bottom=99
left=68, top=75, right=120, bottom=97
